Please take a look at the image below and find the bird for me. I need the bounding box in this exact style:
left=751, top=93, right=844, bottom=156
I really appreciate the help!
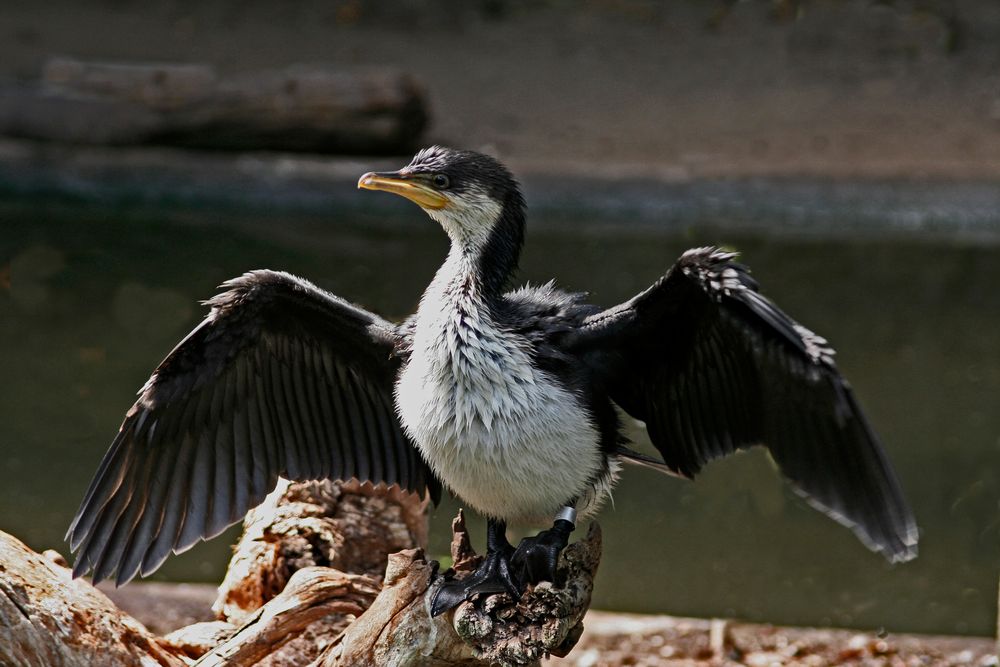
left=67, top=146, right=918, bottom=617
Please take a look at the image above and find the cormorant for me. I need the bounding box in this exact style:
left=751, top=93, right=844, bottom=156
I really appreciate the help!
left=67, top=146, right=917, bottom=617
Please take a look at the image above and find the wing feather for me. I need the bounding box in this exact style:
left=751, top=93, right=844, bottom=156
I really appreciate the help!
left=141, top=431, right=197, bottom=577
left=243, top=391, right=272, bottom=506
left=572, top=247, right=917, bottom=563
left=216, top=417, right=240, bottom=532
left=340, top=371, right=370, bottom=482
left=176, top=428, right=214, bottom=551
left=69, top=270, right=437, bottom=584
left=329, top=375, right=357, bottom=482
left=299, top=344, right=328, bottom=478
left=118, top=440, right=174, bottom=584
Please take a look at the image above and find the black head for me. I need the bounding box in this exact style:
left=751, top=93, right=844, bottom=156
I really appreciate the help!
left=400, top=146, right=521, bottom=205
left=359, top=146, right=527, bottom=292
left=360, top=146, right=524, bottom=240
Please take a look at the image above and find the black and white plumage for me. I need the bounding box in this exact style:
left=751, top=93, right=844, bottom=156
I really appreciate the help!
left=68, top=146, right=917, bottom=608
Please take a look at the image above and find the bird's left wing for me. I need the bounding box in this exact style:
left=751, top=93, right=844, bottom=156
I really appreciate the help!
left=566, top=247, right=917, bottom=563
left=67, top=270, right=438, bottom=585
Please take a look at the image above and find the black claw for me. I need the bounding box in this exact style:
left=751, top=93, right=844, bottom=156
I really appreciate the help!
left=430, top=579, right=471, bottom=617
left=429, top=517, right=523, bottom=617
left=429, top=550, right=523, bottom=617
left=428, top=517, right=577, bottom=616
left=511, top=519, right=574, bottom=586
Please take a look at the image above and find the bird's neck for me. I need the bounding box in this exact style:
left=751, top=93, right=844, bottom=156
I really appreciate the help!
left=418, top=194, right=525, bottom=327
left=452, top=196, right=525, bottom=300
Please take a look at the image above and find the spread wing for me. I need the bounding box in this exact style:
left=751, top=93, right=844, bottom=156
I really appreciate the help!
left=67, top=270, right=438, bottom=585
left=569, top=247, right=917, bottom=563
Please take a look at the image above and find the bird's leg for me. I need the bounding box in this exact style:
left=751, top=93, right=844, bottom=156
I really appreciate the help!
left=430, top=517, right=520, bottom=617
left=511, top=506, right=576, bottom=586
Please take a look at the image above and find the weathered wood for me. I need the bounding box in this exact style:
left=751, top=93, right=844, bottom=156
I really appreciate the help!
left=0, top=531, right=187, bottom=667
left=195, top=566, right=381, bottom=667
left=328, top=547, right=477, bottom=666
left=326, top=511, right=600, bottom=666
left=204, top=486, right=599, bottom=666
left=447, top=518, right=599, bottom=665
left=0, top=58, right=428, bottom=153
left=213, top=478, right=429, bottom=626
left=2, top=510, right=991, bottom=665
left=161, top=621, right=237, bottom=662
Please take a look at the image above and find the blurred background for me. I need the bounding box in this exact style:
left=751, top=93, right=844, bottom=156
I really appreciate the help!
left=2, top=0, right=999, bottom=639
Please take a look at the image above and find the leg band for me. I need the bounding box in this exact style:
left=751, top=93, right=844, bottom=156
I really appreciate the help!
left=555, top=506, right=577, bottom=526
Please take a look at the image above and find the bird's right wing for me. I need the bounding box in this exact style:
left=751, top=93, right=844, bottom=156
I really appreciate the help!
left=567, top=247, right=917, bottom=563
left=67, top=270, right=438, bottom=586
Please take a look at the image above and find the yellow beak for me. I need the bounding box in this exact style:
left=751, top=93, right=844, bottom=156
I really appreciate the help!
left=357, top=172, right=449, bottom=210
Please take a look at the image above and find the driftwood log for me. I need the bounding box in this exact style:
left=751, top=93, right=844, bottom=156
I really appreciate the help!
left=0, top=480, right=599, bottom=667
left=0, top=58, right=428, bottom=153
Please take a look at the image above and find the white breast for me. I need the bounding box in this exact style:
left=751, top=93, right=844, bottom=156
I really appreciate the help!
left=395, top=254, right=605, bottom=524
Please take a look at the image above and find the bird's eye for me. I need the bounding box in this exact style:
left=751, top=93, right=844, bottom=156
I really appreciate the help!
left=432, top=174, right=450, bottom=189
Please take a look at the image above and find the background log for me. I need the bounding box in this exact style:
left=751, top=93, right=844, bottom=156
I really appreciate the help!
left=0, top=530, right=187, bottom=667
left=0, top=58, right=428, bottom=153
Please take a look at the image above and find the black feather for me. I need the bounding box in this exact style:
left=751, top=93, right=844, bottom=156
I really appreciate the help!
left=570, top=247, right=918, bottom=563
left=68, top=270, right=438, bottom=584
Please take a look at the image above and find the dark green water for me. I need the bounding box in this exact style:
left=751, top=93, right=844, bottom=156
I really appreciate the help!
left=2, top=204, right=998, bottom=636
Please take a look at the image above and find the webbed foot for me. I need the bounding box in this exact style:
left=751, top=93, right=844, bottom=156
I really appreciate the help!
left=430, top=517, right=521, bottom=617
left=430, top=548, right=521, bottom=617
left=511, top=518, right=574, bottom=585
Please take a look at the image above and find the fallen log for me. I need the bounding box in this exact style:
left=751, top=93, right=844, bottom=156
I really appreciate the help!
left=7, top=499, right=993, bottom=667
left=0, top=58, right=429, bottom=154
